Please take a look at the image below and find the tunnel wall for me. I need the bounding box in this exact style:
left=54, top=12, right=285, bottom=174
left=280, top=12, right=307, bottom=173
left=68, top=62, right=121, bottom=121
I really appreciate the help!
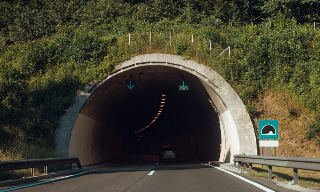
left=68, top=113, right=123, bottom=165
left=56, top=53, right=257, bottom=165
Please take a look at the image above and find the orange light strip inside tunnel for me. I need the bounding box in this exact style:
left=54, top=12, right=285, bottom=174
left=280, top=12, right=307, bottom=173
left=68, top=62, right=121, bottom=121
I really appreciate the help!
left=135, top=93, right=166, bottom=134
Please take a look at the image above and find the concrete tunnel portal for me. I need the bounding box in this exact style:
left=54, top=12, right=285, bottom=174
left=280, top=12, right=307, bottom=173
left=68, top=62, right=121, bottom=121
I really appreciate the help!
left=56, top=54, right=257, bottom=166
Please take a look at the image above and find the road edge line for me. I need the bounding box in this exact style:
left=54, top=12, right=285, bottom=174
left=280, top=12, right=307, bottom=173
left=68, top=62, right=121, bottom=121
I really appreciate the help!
left=195, top=161, right=274, bottom=192
left=213, top=166, right=275, bottom=192
left=148, top=170, right=155, bottom=175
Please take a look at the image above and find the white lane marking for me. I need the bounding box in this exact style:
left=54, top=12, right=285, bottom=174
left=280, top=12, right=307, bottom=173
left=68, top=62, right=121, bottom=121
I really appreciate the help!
left=0, top=171, right=88, bottom=192
left=212, top=166, right=275, bottom=192
left=148, top=170, right=155, bottom=175
left=195, top=161, right=274, bottom=192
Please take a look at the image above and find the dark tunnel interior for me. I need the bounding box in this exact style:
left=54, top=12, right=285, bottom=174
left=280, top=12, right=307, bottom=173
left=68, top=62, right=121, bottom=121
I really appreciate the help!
left=72, top=65, right=222, bottom=163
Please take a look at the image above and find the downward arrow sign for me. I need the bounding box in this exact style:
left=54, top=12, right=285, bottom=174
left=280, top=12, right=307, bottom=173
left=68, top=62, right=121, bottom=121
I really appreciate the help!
left=127, top=81, right=135, bottom=89
left=179, top=81, right=188, bottom=90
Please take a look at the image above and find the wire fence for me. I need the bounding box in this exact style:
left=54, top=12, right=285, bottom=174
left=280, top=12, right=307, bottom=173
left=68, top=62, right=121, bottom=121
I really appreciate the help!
left=126, top=32, right=231, bottom=58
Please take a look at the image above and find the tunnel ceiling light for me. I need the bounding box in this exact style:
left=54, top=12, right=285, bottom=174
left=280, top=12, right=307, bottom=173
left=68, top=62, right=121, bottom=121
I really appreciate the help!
left=208, top=98, right=219, bottom=113
left=135, top=93, right=167, bottom=134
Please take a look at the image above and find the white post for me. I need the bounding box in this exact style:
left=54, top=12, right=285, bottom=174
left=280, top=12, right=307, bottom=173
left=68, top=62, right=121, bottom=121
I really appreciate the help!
left=209, top=41, right=212, bottom=52
left=150, top=31, right=152, bottom=46
left=219, top=46, right=231, bottom=58
left=129, top=33, right=131, bottom=46
left=191, top=34, right=194, bottom=44
left=314, top=22, right=316, bottom=32
left=170, top=32, right=172, bottom=46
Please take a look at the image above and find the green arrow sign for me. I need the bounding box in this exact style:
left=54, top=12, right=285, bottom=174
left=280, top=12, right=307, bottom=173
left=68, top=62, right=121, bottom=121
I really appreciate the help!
left=179, top=81, right=189, bottom=90
left=126, top=80, right=135, bottom=90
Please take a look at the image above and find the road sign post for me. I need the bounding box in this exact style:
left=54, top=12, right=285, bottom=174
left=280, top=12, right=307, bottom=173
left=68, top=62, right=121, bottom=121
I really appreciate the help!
left=259, top=120, right=278, bottom=140
left=259, top=120, right=279, bottom=157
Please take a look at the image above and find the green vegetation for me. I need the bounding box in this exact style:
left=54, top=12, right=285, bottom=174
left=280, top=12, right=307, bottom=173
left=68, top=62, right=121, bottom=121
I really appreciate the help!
left=0, top=0, right=320, bottom=160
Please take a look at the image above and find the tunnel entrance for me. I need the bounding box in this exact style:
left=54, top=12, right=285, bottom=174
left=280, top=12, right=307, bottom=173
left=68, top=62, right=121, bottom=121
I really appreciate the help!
left=60, top=54, right=257, bottom=166
left=117, top=68, right=221, bottom=160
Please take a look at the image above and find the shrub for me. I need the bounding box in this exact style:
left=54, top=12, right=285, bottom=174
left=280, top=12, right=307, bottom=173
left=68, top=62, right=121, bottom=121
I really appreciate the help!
left=246, top=103, right=257, bottom=118
left=305, top=115, right=320, bottom=142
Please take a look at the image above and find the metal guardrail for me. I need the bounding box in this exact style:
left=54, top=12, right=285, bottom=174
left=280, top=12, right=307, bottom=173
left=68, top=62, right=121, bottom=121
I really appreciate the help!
left=233, top=155, right=320, bottom=184
left=0, top=157, right=81, bottom=180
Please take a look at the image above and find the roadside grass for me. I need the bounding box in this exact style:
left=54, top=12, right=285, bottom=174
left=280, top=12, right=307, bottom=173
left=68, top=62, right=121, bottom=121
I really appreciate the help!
left=253, top=90, right=320, bottom=158
left=239, top=164, right=320, bottom=188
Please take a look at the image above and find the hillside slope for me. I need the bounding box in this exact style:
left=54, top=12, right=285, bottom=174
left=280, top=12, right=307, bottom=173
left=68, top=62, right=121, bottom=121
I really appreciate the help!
left=0, top=0, right=319, bottom=160
left=254, top=90, right=320, bottom=158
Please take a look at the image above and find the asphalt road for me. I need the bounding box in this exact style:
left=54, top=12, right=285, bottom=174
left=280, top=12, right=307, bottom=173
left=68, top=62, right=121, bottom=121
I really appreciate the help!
left=1, top=156, right=293, bottom=192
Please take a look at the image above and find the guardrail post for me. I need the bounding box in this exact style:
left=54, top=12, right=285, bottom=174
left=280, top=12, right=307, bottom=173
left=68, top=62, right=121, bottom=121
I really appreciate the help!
left=293, top=169, right=298, bottom=184
left=238, top=162, right=241, bottom=169
left=234, top=161, right=236, bottom=167
left=31, top=168, right=34, bottom=177
left=243, top=163, right=246, bottom=172
left=248, top=163, right=252, bottom=174
left=44, top=166, right=47, bottom=174
left=268, top=166, right=272, bottom=179
left=76, top=161, right=82, bottom=169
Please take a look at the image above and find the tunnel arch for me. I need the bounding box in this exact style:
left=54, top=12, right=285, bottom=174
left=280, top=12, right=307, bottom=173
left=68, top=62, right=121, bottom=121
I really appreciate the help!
left=56, top=54, right=257, bottom=165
